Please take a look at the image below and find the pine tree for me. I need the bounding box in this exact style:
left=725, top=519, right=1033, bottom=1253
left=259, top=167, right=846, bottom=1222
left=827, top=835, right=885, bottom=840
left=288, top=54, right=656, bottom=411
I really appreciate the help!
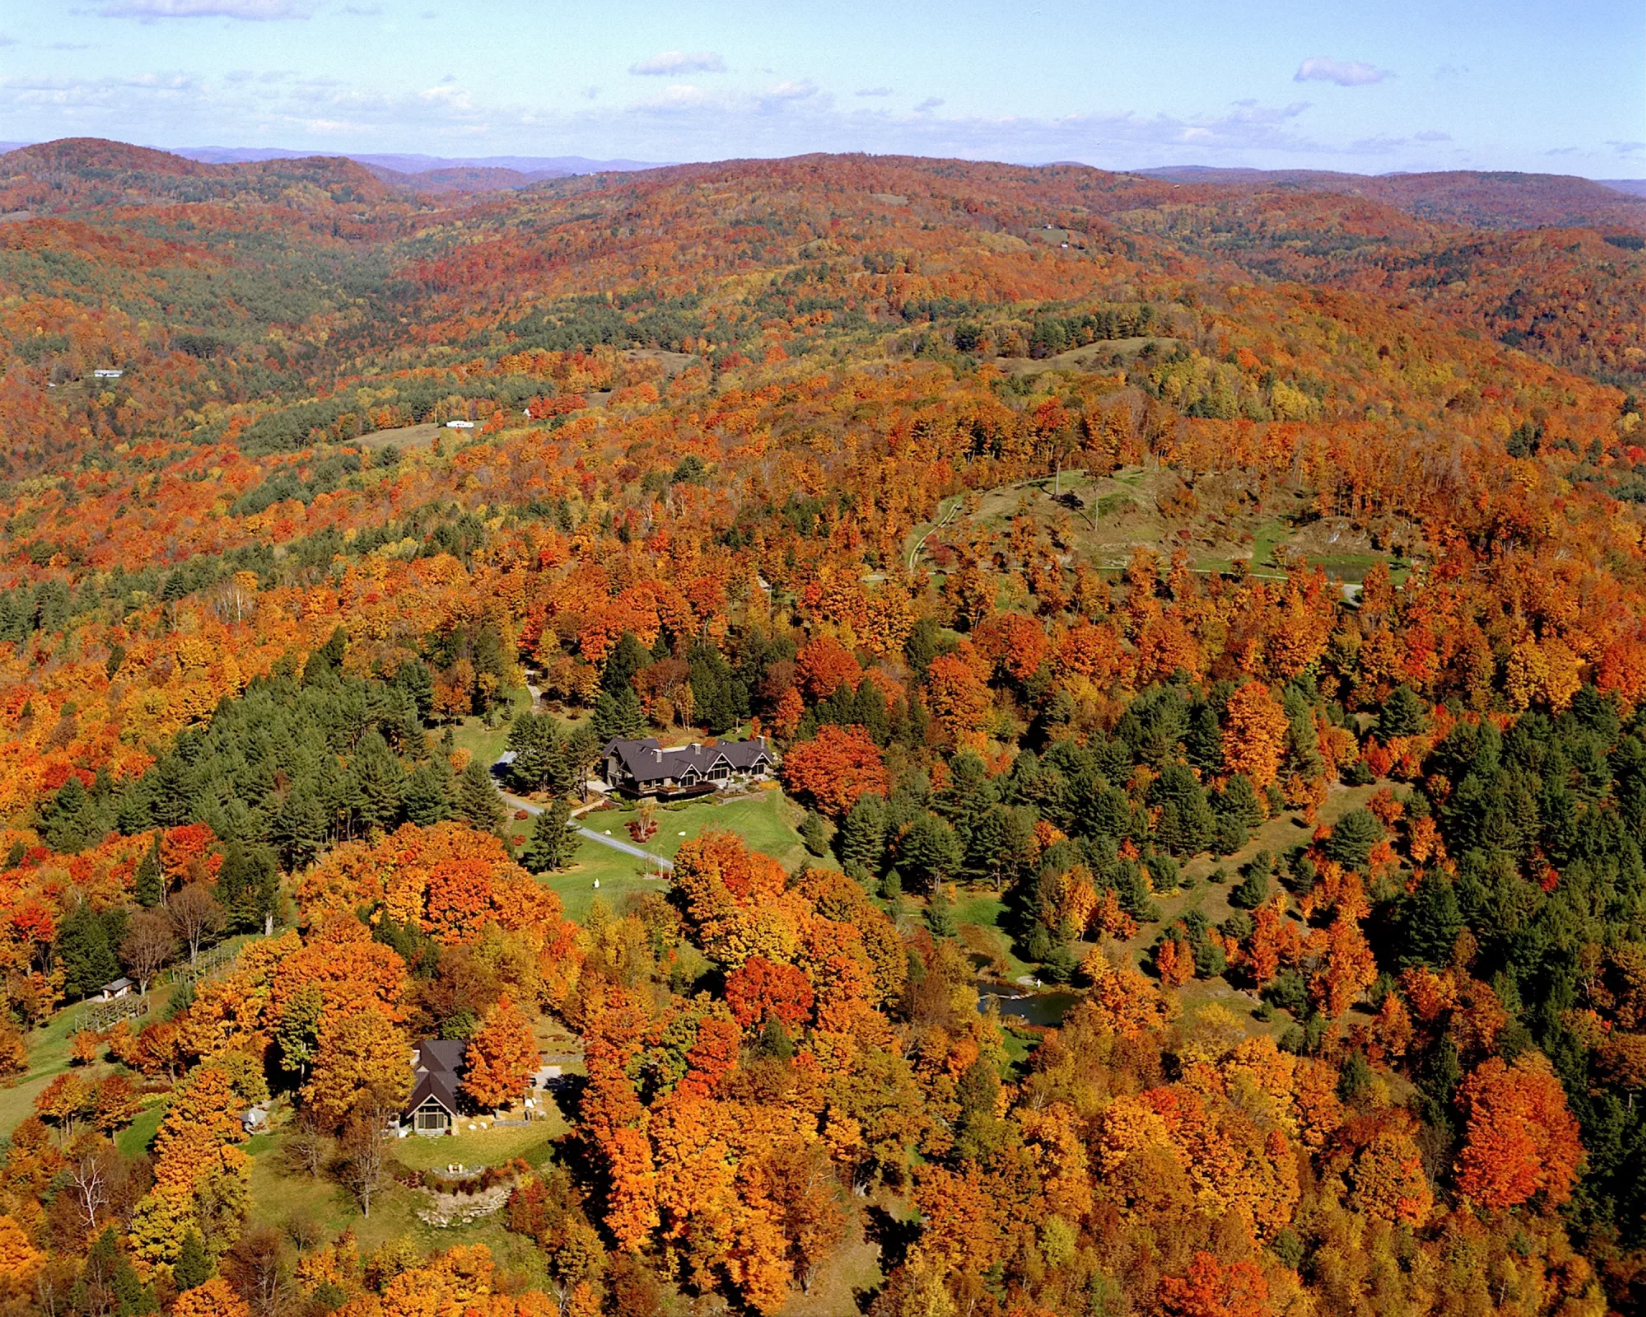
left=173, top=1229, right=211, bottom=1290
left=134, top=836, right=163, bottom=908
left=799, top=811, right=828, bottom=857
left=601, top=632, right=651, bottom=696
left=897, top=812, right=962, bottom=892
left=1401, top=871, right=1464, bottom=967
left=455, top=762, right=505, bottom=833
left=404, top=759, right=452, bottom=826
left=1230, top=863, right=1271, bottom=910
left=592, top=688, right=645, bottom=741
left=394, top=658, right=435, bottom=721
left=838, top=794, right=887, bottom=873
left=1377, top=685, right=1430, bottom=739
left=348, top=730, right=405, bottom=831
left=272, top=784, right=327, bottom=871
left=55, top=903, right=120, bottom=1000
left=521, top=800, right=577, bottom=873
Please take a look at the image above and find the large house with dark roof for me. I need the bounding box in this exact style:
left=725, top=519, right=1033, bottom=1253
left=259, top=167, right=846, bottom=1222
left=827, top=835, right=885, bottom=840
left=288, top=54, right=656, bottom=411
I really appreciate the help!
left=601, top=735, right=775, bottom=799
left=404, top=1038, right=467, bottom=1134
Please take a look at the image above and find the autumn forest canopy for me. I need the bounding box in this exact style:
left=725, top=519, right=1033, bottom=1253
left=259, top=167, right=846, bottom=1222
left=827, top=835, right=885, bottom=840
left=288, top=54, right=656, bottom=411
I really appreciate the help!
left=0, top=136, right=1643, bottom=1317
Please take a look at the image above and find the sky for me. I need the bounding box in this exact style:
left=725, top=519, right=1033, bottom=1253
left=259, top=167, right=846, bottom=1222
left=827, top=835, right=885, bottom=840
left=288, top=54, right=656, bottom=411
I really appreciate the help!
left=0, top=0, right=1641, bottom=176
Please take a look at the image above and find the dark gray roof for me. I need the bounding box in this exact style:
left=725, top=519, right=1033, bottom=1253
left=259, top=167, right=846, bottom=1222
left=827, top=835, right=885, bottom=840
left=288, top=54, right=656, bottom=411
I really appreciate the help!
left=406, top=1038, right=467, bottom=1117
left=603, top=736, right=773, bottom=784
left=408, top=1068, right=460, bottom=1117
left=416, top=1039, right=467, bottom=1074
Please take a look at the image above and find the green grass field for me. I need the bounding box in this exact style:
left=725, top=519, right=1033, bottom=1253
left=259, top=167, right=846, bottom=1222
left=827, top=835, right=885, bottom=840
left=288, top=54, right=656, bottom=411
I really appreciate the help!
left=392, top=1120, right=563, bottom=1171
left=544, top=788, right=821, bottom=924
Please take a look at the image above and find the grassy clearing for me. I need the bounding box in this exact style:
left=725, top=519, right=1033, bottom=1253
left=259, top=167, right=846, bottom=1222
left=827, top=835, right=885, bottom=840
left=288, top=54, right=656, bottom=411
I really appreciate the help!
left=116, top=1102, right=165, bottom=1158
left=448, top=688, right=535, bottom=769
left=951, top=892, right=1035, bottom=981
left=544, top=789, right=818, bottom=924
left=243, top=1121, right=562, bottom=1266
left=392, top=1122, right=562, bottom=1172
left=357, top=422, right=442, bottom=452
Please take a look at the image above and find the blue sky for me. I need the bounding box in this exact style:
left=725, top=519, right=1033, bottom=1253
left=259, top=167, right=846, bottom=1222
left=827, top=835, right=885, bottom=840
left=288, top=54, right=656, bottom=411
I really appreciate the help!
left=0, top=0, right=1640, bottom=175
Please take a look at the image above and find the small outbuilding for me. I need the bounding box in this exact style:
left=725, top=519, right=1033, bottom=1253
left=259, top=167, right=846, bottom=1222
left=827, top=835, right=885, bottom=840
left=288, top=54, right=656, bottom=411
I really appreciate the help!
left=98, top=978, right=133, bottom=1002
left=241, top=1105, right=268, bottom=1135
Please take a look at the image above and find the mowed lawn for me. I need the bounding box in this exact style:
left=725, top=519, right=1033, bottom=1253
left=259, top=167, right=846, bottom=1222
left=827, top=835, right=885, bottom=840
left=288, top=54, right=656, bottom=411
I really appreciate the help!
left=543, top=788, right=823, bottom=924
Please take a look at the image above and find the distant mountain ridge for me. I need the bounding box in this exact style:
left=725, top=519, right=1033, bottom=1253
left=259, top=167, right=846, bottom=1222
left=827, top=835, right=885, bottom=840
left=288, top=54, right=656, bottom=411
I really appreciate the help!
left=160, top=146, right=666, bottom=193
left=1130, top=164, right=1646, bottom=231
left=174, top=147, right=665, bottom=174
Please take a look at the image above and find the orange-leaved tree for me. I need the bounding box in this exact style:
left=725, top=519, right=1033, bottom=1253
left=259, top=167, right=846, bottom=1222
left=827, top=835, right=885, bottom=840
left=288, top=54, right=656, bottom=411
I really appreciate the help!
left=1454, top=1051, right=1582, bottom=1209
left=463, top=997, right=540, bottom=1111
left=779, top=726, right=888, bottom=820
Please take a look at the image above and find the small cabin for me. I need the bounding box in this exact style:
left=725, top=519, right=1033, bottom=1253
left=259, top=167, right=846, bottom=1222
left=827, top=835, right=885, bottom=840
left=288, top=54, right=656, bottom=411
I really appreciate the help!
left=241, top=1105, right=268, bottom=1135
left=404, top=1039, right=467, bottom=1135
left=97, top=978, right=133, bottom=1002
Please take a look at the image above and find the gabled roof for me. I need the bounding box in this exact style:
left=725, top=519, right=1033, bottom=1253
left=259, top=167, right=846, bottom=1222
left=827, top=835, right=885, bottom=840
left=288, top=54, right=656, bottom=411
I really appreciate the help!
left=406, top=1038, right=468, bottom=1117
left=415, top=1039, right=467, bottom=1075
left=602, top=736, right=774, bottom=784
left=408, top=1068, right=461, bottom=1117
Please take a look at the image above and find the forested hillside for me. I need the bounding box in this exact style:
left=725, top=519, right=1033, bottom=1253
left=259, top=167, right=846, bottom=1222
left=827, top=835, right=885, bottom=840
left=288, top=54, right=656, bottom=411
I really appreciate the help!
left=0, top=139, right=1641, bottom=1317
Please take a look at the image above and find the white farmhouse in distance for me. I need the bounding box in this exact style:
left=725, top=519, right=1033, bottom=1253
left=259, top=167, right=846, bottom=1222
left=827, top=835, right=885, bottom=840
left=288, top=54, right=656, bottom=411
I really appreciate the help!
left=444, top=419, right=475, bottom=430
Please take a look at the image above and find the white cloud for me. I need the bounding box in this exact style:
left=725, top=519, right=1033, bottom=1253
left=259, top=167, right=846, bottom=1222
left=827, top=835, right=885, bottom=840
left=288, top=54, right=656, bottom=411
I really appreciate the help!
left=1413, top=130, right=1451, bottom=143
left=914, top=96, right=944, bottom=112
left=855, top=86, right=892, bottom=97
left=98, top=0, right=311, bottom=15
left=1294, top=57, right=1391, bottom=87
left=629, top=50, right=725, bottom=76
left=762, top=80, right=817, bottom=102
left=1609, top=140, right=1645, bottom=156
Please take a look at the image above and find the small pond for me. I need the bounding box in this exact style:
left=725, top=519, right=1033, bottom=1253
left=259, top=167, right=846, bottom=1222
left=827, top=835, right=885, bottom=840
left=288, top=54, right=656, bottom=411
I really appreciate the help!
left=977, top=989, right=1081, bottom=1028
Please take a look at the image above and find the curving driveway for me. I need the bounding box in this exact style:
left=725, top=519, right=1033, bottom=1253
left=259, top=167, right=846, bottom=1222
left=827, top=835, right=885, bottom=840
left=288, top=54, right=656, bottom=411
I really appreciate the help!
left=495, top=777, right=673, bottom=873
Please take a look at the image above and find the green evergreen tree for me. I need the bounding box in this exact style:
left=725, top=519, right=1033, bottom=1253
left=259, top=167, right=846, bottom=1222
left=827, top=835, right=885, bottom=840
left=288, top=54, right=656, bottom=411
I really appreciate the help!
left=592, top=688, right=645, bottom=742
left=1185, top=701, right=1225, bottom=773
left=1229, top=864, right=1271, bottom=910
left=348, top=729, right=405, bottom=831
left=216, top=842, right=279, bottom=932
left=838, top=794, right=887, bottom=873
left=799, top=811, right=828, bottom=857
left=601, top=631, right=651, bottom=696
left=302, top=625, right=348, bottom=686
left=521, top=800, right=578, bottom=873
left=404, top=759, right=452, bottom=826
left=134, top=836, right=163, bottom=909
left=897, top=811, right=962, bottom=892
left=925, top=886, right=957, bottom=938
left=272, top=784, right=327, bottom=871
left=55, top=902, right=120, bottom=1000
left=455, top=761, right=505, bottom=833
left=394, top=658, right=435, bottom=721
left=173, top=1229, right=211, bottom=1290
left=1323, top=808, right=1385, bottom=869
left=1377, top=685, right=1430, bottom=739
left=1401, top=871, right=1464, bottom=968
